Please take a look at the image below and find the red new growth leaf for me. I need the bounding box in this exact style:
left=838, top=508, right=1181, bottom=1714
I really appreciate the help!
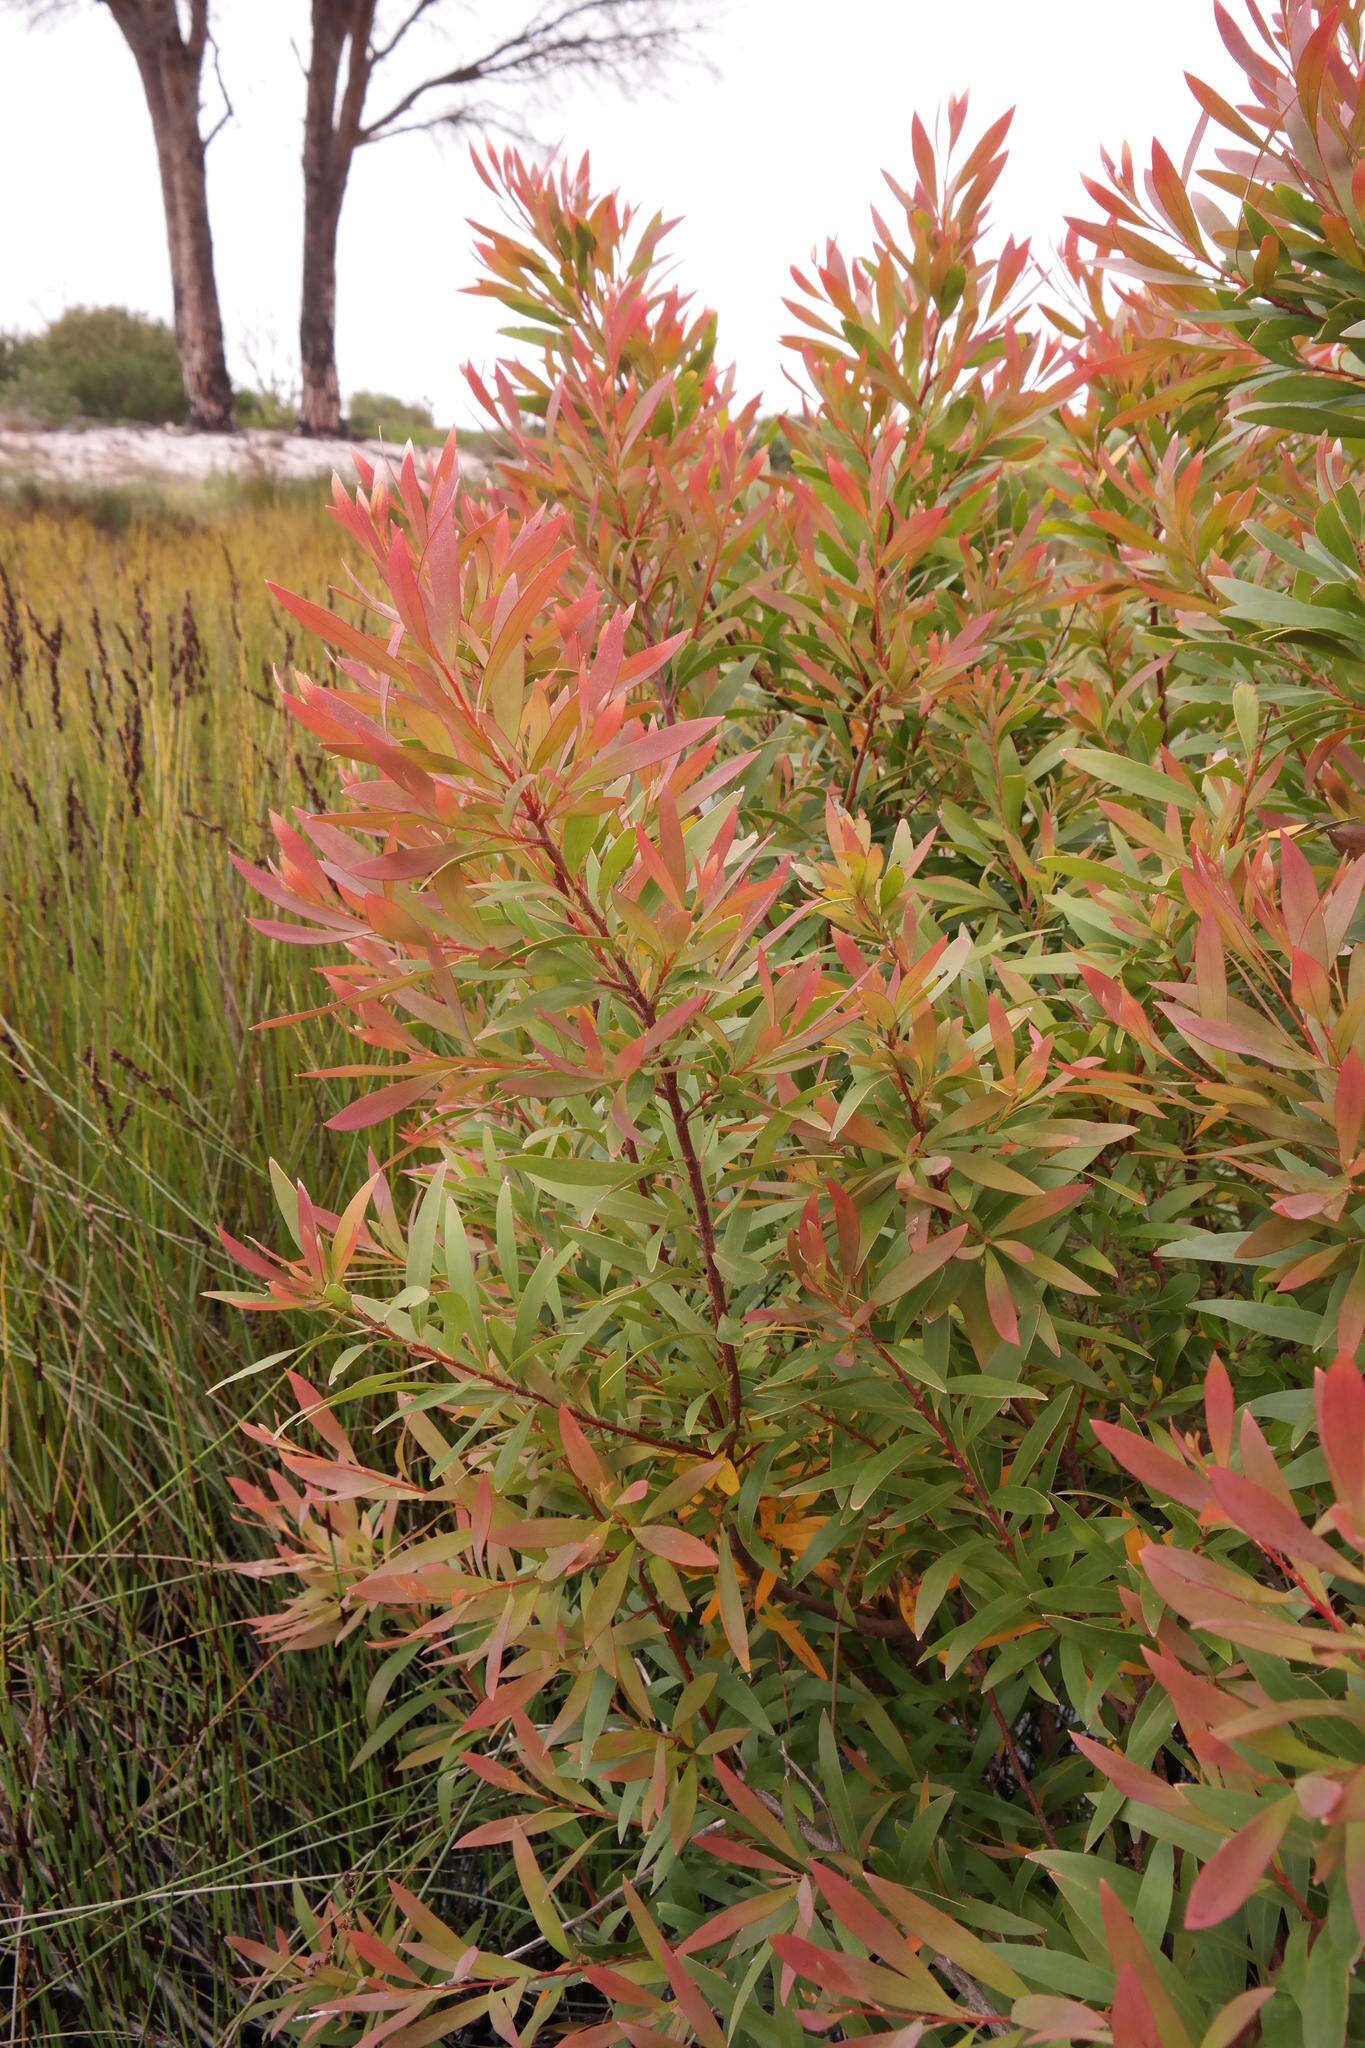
left=1204, top=1355, right=1234, bottom=1465
left=1185, top=1800, right=1293, bottom=1929
left=1091, top=1419, right=1212, bottom=1514
left=1317, top=1351, right=1365, bottom=1530
left=558, top=1403, right=610, bottom=1496
left=983, top=1251, right=1020, bottom=1347
left=633, top=1524, right=716, bottom=1568
left=1110, top=1963, right=1161, bottom=2048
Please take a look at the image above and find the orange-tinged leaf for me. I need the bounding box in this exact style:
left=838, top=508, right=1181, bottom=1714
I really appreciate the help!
left=761, top=1604, right=828, bottom=1680
left=485, top=625, right=525, bottom=740
left=811, top=1860, right=921, bottom=1970
left=1291, top=945, right=1331, bottom=1018
left=1194, top=915, right=1226, bottom=1023
left=620, top=373, right=673, bottom=457
left=1337, top=1052, right=1365, bottom=1166
left=558, top=1403, right=610, bottom=1495
left=1204, top=1356, right=1233, bottom=1465
left=1185, top=1799, right=1292, bottom=1929
left=326, top=1074, right=432, bottom=1132
left=388, top=1882, right=473, bottom=1967
left=658, top=1938, right=726, bottom=2048
left=712, top=1755, right=798, bottom=1858
left=911, top=112, right=938, bottom=202
left=1150, top=140, right=1205, bottom=252
left=677, top=1881, right=798, bottom=1955
left=1160, top=1004, right=1302, bottom=1069
left=1206, top=1466, right=1340, bottom=1572
left=330, top=1170, right=381, bottom=1280
left=267, top=581, right=396, bottom=674
left=1111, top=1961, right=1161, bottom=2048
left=1091, top=1419, right=1212, bottom=1514
left=656, top=782, right=687, bottom=897
left=988, top=991, right=1016, bottom=1080
left=456, top=1807, right=573, bottom=1848
left=1072, top=1732, right=1186, bottom=1819
left=633, top=1523, right=716, bottom=1569
left=715, top=1533, right=750, bottom=1672
left=983, top=1251, right=1019, bottom=1347
left=871, top=1224, right=970, bottom=1305
left=863, top=1870, right=1027, bottom=1998
left=348, top=1926, right=420, bottom=1980
left=1198, top=1989, right=1276, bottom=2048
left=1013, top=1996, right=1108, bottom=2044
left=1318, top=1351, right=1365, bottom=1525
left=826, top=1176, right=862, bottom=1280
left=1280, top=831, right=1319, bottom=945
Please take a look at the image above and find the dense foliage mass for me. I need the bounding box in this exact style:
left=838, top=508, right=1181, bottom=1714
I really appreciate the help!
left=227, top=6, right=1365, bottom=2041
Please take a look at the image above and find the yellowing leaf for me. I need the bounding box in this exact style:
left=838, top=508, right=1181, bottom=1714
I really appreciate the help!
left=715, top=1533, right=750, bottom=1672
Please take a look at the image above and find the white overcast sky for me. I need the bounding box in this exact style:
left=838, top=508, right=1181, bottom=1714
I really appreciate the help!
left=1, top=3, right=1241, bottom=424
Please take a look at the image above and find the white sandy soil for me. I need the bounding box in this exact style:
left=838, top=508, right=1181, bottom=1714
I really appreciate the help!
left=0, top=423, right=425, bottom=487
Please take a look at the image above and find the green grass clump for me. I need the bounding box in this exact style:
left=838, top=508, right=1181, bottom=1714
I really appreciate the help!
left=0, top=487, right=439, bottom=2042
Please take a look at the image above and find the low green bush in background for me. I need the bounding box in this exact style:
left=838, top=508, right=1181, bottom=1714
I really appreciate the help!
left=0, top=306, right=189, bottom=426
left=234, top=383, right=301, bottom=430
left=0, top=314, right=444, bottom=440
left=345, top=387, right=439, bottom=442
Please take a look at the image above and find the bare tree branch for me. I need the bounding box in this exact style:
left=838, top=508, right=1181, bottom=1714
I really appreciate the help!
left=368, top=0, right=437, bottom=64
left=201, top=27, right=232, bottom=148
left=296, top=0, right=704, bottom=434
left=357, top=1, right=693, bottom=146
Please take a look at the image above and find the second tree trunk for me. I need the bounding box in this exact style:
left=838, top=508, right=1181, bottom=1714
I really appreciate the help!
left=299, top=175, right=344, bottom=436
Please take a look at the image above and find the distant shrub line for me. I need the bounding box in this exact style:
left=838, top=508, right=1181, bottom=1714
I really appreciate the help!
left=0, top=306, right=438, bottom=438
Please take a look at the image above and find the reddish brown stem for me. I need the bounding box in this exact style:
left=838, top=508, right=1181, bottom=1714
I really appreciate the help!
left=843, top=680, right=884, bottom=810
left=659, top=1066, right=743, bottom=1456
left=870, top=1336, right=1019, bottom=1560
left=971, top=1648, right=1058, bottom=1849
left=523, top=795, right=741, bottom=1453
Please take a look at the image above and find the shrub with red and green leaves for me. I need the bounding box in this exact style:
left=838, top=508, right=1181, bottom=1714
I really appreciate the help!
left=223, top=6, right=1365, bottom=2042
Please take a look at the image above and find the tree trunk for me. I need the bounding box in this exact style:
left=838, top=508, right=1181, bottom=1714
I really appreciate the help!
left=299, top=137, right=345, bottom=435
left=299, top=3, right=373, bottom=437
left=107, top=1, right=235, bottom=431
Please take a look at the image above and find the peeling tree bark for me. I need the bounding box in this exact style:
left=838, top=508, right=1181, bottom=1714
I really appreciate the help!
left=105, top=0, right=235, bottom=430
